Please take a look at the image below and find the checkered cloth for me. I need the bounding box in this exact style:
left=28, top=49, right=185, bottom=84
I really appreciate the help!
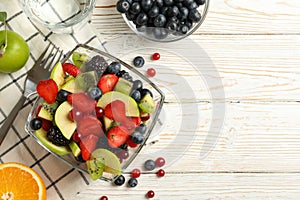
left=0, top=1, right=106, bottom=199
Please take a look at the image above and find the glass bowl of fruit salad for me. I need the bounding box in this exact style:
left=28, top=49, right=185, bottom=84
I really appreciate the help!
left=25, top=44, right=164, bottom=182
left=116, top=0, right=209, bottom=42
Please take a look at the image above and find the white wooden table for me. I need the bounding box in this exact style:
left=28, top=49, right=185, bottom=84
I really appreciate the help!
left=75, top=0, right=300, bottom=199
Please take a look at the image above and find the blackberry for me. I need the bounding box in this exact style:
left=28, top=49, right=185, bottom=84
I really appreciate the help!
left=116, top=70, right=133, bottom=82
left=47, top=126, right=70, bottom=146
left=85, top=55, right=108, bottom=77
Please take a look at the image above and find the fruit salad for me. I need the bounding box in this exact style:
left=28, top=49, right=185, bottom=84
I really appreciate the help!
left=26, top=44, right=164, bottom=181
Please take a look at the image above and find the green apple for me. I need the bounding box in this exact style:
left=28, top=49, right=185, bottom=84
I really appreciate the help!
left=0, top=30, right=30, bottom=73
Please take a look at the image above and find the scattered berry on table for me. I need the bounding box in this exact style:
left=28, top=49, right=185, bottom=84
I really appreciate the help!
left=155, top=157, right=166, bottom=167
left=107, top=62, right=121, bottom=74
left=88, top=87, right=102, bottom=100
left=99, top=196, right=108, bottom=200
left=146, top=68, right=156, bottom=77
left=128, top=177, right=138, bottom=187
left=144, top=159, right=156, bottom=171
left=131, top=168, right=141, bottom=178
left=30, top=118, right=42, bottom=130
left=114, top=175, right=125, bottom=186
left=47, top=126, right=70, bottom=146
left=133, top=56, right=145, bottom=68
left=157, top=169, right=165, bottom=177
left=147, top=190, right=155, bottom=198
left=152, top=53, right=160, bottom=60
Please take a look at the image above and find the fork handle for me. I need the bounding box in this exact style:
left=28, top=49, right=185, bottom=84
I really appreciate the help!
left=0, top=95, right=27, bottom=146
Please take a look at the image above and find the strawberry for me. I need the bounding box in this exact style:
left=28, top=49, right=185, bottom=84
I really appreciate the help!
left=80, top=134, right=99, bottom=161
left=62, top=63, right=81, bottom=77
left=77, top=115, right=104, bottom=137
left=36, top=79, right=58, bottom=104
left=97, top=74, right=118, bottom=94
left=67, top=93, right=96, bottom=114
left=107, top=126, right=130, bottom=148
left=104, top=100, right=126, bottom=122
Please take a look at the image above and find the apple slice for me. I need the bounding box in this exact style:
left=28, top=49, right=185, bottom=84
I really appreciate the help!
left=50, top=62, right=65, bottom=89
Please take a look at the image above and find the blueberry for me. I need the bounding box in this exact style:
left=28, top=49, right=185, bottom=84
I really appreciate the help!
left=130, top=131, right=145, bottom=144
left=166, top=20, right=178, bottom=31
left=184, top=19, right=193, bottom=29
left=136, top=24, right=147, bottom=32
left=188, top=8, right=201, bottom=22
left=126, top=12, right=137, bottom=21
left=128, top=178, right=138, bottom=187
left=141, top=0, right=153, bottom=11
left=129, top=2, right=141, bottom=14
left=107, top=62, right=121, bottom=74
left=148, top=5, right=160, bottom=18
left=160, top=7, right=169, bottom=16
left=140, top=88, right=153, bottom=97
left=180, top=24, right=190, bottom=34
left=56, top=90, right=70, bottom=102
left=178, top=7, right=189, bottom=20
left=164, top=0, right=174, bottom=6
left=153, top=14, right=167, bottom=27
left=167, top=6, right=179, bottom=17
left=88, top=87, right=102, bottom=100
left=183, top=0, right=194, bottom=7
left=130, top=90, right=142, bottom=102
left=135, top=12, right=148, bottom=26
left=135, top=124, right=147, bottom=134
left=144, top=159, right=156, bottom=171
left=187, top=1, right=198, bottom=10
left=119, top=143, right=128, bottom=150
left=132, top=80, right=143, bottom=90
left=133, top=56, right=145, bottom=68
left=116, top=0, right=130, bottom=13
left=195, top=0, right=205, bottom=5
left=30, top=118, right=42, bottom=130
left=114, top=175, right=126, bottom=186
left=156, top=0, right=164, bottom=7
left=174, top=0, right=184, bottom=2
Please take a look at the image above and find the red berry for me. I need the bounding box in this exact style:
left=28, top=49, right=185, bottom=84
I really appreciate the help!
left=72, top=131, right=82, bottom=143
left=141, top=113, right=150, bottom=121
left=118, top=150, right=129, bottom=160
left=147, top=190, right=155, bottom=198
left=146, top=68, right=156, bottom=77
left=68, top=109, right=85, bottom=122
left=152, top=53, right=160, bottom=60
left=127, top=138, right=138, bottom=148
left=99, top=196, right=108, bottom=200
left=131, top=168, right=141, bottom=178
left=95, top=107, right=105, bottom=118
left=157, top=169, right=165, bottom=177
left=155, top=157, right=165, bottom=167
left=62, top=63, right=81, bottom=77
left=36, top=79, right=58, bottom=104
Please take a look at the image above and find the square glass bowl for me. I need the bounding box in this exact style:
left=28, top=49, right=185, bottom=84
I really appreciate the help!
left=25, top=44, right=164, bottom=182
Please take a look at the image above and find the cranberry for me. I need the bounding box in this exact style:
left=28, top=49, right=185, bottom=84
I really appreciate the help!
left=147, top=190, right=155, bottom=198
left=118, top=150, right=129, bottom=160
left=157, top=169, right=165, bottom=177
left=99, top=196, right=108, bottom=200
left=95, top=107, right=104, bottom=118
left=131, top=168, right=141, bottom=178
left=155, top=157, right=165, bottom=167
left=146, top=68, right=156, bottom=77
left=152, top=53, right=160, bottom=60
left=72, top=131, right=82, bottom=143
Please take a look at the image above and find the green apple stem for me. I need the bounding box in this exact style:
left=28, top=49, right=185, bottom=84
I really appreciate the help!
left=0, top=12, right=8, bottom=58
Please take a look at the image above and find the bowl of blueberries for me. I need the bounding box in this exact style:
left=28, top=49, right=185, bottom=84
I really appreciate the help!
left=116, top=0, right=209, bottom=42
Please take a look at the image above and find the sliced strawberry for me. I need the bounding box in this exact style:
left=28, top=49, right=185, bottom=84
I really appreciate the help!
left=67, top=93, right=96, bottom=114
left=36, top=79, right=58, bottom=104
left=97, top=74, right=118, bottom=94
left=104, top=100, right=126, bottom=122
left=62, top=63, right=81, bottom=77
left=107, top=126, right=130, bottom=148
left=77, top=115, right=104, bottom=137
left=80, top=134, right=99, bottom=161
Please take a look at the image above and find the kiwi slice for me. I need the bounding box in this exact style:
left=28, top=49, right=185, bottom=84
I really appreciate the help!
left=114, top=78, right=133, bottom=96
left=72, top=52, right=91, bottom=69
left=75, top=71, right=98, bottom=91
left=87, top=157, right=105, bottom=180
left=139, top=93, right=155, bottom=114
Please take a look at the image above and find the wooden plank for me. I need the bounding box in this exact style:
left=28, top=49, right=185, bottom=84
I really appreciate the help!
left=76, top=173, right=300, bottom=200
left=125, top=102, right=300, bottom=172
left=99, top=34, right=300, bottom=101
left=92, top=0, right=300, bottom=34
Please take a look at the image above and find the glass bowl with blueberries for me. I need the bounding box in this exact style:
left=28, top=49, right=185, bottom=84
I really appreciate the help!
left=25, top=44, right=165, bottom=182
left=116, top=0, right=209, bottom=42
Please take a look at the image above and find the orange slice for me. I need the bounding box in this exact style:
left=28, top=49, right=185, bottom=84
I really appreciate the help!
left=0, top=162, right=46, bottom=200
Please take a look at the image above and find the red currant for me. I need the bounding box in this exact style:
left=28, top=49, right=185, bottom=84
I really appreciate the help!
left=152, top=53, right=160, bottom=60
left=99, top=196, right=108, bottom=200
left=155, top=157, right=165, bottom=167
left=68, top=108, right=84, bottom=122
left=72, top=131, right=82, bottom=143
left=147, top=190, right=155, bottom=198
left=157, top=169, right=165, bottom=177
left=127, top=139, right=138, bottom=148
left=131, top=168, right=141, bottom=178
left=95, top=107, right=104, bottom=118
left=146, top=68, right=156, bottom=77
left=118, top=150, right=129, bottom=160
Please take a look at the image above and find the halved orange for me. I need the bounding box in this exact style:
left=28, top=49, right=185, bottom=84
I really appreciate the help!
left=0, top=162, right=46, bottom=200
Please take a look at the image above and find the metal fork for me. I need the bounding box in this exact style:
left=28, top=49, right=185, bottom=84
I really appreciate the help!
left=0, top=43, right=63, bottom=145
